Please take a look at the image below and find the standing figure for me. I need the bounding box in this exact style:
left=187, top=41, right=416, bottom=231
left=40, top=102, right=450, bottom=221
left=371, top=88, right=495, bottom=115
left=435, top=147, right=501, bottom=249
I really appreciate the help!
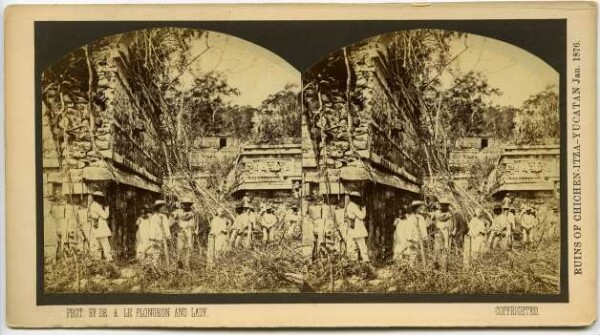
left=260, top=206, right=278, bottom=244
left=467, top=209, right=487, bottom=259
left=487, top=204, right=509, bottom=251
left=393, top=206, right=419, bottom=264
left=433, top=200, right=454, bottom=251
left=247, top=206, right=257, bottom=247
left=229, top=203, right=252, bottom=248
left=284, top=205, right=301, bottom=239
left=172, top=197, right=197, bottom=269
left=135, top=204, right=153, bottom=261
left=207, top=208, right=230, bottom=266
left=147, top=200, right=172, bottom=268
left=209, top=208, right=230, bottom=254
left=88, top=191, right=113, bottom=262
left=520, top=207, right=539, bottom=247
left=502, top=193, right=513, bottom=209
left=505, top=207, right=516, bottom=250
left=408, top=200, right=429, bottom=265
left=345, top=191, right=369, bottom=263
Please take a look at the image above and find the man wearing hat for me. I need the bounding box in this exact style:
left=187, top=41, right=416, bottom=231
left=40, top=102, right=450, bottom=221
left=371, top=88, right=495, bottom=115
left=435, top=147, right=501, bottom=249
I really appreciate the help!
left=259, top=205, right=278, bottom=244
left=466, top=209, right=487, bottom=259
left=148, top=200, right=172, bottom=268
left=505, top=206, right=517, bottom=250
left=88, top=191, right=113, bottom=262
left=172, top=197, right=197, bottom=269
left=345, top=191, right=369, bottom=263
left=229, top=202, right=252, bottom=248
left=520, top=207, right=539, bottom=247
left=487, top=204, right=509, bottom=251
left=432, top=199, right=455, bottom=252
left=407, top=200, right=429, bottom=264
left=209, top=208, right=230, bottom=255
left=408, top=200, right=429, bottom=241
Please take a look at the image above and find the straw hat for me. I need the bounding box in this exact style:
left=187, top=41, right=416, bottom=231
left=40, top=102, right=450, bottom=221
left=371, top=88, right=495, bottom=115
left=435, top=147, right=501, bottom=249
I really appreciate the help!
left=411, top=200, right=425, bottom=207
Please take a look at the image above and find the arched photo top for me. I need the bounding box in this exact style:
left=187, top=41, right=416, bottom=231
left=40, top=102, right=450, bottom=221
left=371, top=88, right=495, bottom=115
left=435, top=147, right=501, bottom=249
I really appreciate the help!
left=304, top=29, right=558, bottom=110
left=42, top=27, right=300, bottom=108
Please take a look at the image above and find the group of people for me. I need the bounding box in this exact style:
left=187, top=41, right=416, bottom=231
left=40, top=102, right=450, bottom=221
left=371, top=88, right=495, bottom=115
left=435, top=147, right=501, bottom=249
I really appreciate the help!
left=49, top=190, right=302, bottom=272
left=391, top=196, right=542, bottom=267
left=51, top=189, right=547, bottom=274
left=302, top=191, right=372, bottom=263
left=133, top=196, right=302, bottom=269
left=302, top=190, right=547, bottom=268
left=134, top=198, right=197, bottom=269
left=226, top=198, right=301, bottom=249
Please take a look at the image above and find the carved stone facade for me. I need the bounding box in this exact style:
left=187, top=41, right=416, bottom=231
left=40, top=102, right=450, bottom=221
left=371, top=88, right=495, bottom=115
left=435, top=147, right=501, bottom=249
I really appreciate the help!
left=232, top=144, right=302, bottom=205
left=487, top=145, right=560, bottom=204
left=303, top=43, right=422, bottom=260
left=42, top=41, right=163, bottom=259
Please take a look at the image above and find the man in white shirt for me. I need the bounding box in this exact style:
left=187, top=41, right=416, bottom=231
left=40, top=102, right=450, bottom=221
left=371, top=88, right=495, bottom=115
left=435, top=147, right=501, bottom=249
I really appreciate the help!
left=229, top=204, right=252, bottom=248
left=172, top=197, right=197, bottom=269
left=487, top=204, right=509, bottom=251
left=88, top=191, right=113, bottom=262
left=433, top=200, right=454, bottom=251
left=148, top=200, right=171, bottom=268
left=407, top=200, right=428, bottom=265
left=209, top=208, right=230, bottom=254
left=284, top=205, right=301, bottom=239
left=260, top=206, right=278, bottom=244
left=467, top=209, right=487, bottom=258
left=520, top=207, right=539, bottom=246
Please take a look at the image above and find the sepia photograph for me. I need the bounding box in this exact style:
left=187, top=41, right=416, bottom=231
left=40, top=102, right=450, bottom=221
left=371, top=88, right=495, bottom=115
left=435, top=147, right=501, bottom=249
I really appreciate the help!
left=41, top=27, right=304, bottom=294
left=301, top=29, right=560, bottom=294
left=6, top=3, right=596, bottom=328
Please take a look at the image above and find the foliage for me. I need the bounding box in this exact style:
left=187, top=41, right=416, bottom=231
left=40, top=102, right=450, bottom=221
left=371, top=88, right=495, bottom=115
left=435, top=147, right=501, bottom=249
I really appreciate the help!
left=484, top=105, right=517, bottom=141
left=514, top=86, right=559, bottom=145
left=466, top=154, right=501, bottom=201
left=253, top=85, right=301, bottom=144
left=306, top=236, right=560, bottom=294
left=439, top=71, right=502, bottom=138
left=45, top=239, right=308, bottom=294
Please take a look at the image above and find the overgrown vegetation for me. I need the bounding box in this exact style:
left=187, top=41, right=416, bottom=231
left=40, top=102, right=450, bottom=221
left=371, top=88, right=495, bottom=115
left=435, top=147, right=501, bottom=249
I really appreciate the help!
left=45, top=240, right=307, bottom=294
left=306, top=236, right=559, bottom=294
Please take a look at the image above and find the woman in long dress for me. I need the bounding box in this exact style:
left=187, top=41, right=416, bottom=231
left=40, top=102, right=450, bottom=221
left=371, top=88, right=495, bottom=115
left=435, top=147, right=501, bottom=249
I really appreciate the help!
left=393, top=206, right=419, bottom=265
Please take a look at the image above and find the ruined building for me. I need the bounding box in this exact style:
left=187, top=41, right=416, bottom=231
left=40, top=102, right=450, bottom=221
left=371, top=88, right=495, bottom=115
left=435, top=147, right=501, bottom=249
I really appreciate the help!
left=303, top=44, right=423, bottom=261
left=42, top=41, right=163, bottom=260
left=487, top=144, right=560, bottom=204
left=231, top=144, right=302, bottom=206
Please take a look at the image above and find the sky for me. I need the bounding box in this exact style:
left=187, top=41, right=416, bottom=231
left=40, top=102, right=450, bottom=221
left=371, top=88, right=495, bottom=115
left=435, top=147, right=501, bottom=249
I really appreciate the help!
left=442, top=33, right=558, bottom=108
left=163, top=29, right=556, bottom=109
left=177, top=31, right=300, bottom=108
